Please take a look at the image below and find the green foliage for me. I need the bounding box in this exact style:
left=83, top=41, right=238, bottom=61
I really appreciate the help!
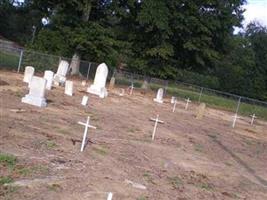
left=0, top=176, right=13, bottom=185
left=0, top=153, right=17, bottom=169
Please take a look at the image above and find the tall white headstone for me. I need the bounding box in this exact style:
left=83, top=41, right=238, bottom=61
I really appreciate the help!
left=81, top=96, right=89, bottom=106
left=21, top=76, right=47, bottom=107
left=87, top=63, right=108, bottom=98
left=153, top=88, right=164, bottom=103
left=23, top=66, right=34, bottom=84
left=65, top=80, right=73, bottom=96
left=54, top=60, right=69, bottom=85
left=44, top=70, right=54, bottom=90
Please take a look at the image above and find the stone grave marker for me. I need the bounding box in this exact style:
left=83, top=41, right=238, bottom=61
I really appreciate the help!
left=65, top=80, right=73, bottom=96
left=172, top=99, right=177, bottom=113
left=44, top=70, right=54, bottom=90
left=81, top=80, right=86, bottom=86
left=107, top=192, right=113, bottom=200
left=119, top=88, right=125, bottom=96
left=81, top=96, right=89, bottom=106
left=195, top=103, right=206, bottom=119
left=150, top=114, right=164, bottom=140
left=87, top=63, right=108, bottom=98
left=78, top=116, right=97, bottom=152
left=23, top=66, right=34, bottom=84
left=54, top=60, right=69, bottom=86
left=109, top=77, right=116, bottom=89
left=21, top=76, right=47, bottom=107
left=153, top=88, right=164, bottom=103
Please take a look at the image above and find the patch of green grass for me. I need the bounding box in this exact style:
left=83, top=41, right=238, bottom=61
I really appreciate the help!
left=44, top=140, right=57, bottom=149
left=0, top=176, right=13, bottom=185
left=194, top=144, right=204, bottom=152
left=17, top=164, right=49, bottom=177
left=168, top=176, right=183, bottom=189
left=0, top=153, right=17, bottom=169
left=17, top=168, right=31, bottom=176
left=92, top=146, right=108, bottom=156
left=197, top=183, right=213, bottom=191
left=47, top=183, right=61, bottom=191
left=0, top=50, right=20, bottom=70
left=136, top=196, right=148, bottom=200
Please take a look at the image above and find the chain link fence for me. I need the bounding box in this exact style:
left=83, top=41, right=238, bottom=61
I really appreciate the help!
left=1, top=44, right=267, bottom=121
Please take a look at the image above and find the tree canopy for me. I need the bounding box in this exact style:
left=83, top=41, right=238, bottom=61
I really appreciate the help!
left=1, top=0, right=267, bottom=100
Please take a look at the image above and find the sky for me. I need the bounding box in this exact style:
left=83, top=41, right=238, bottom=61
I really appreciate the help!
left=243, top=0, right=267, bottom=27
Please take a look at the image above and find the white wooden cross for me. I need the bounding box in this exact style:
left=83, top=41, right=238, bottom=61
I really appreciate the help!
left=232, top=113, right=240, bottom=128
left=150, top=114, right=164, bottom=140
left=107, top=192, right=113, bottom=200
left=172, top=100, right=177, bottom=113
left=78, top=116, right=97, bottom=152
left=128, top=83, right=134, bottom=95
left=250, top=114, right=257, bottom=125
left=185, top=98, right=191, bottom=110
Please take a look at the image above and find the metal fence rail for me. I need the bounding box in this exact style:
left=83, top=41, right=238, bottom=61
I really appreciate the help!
left=0, top=44, right=266, bottom=120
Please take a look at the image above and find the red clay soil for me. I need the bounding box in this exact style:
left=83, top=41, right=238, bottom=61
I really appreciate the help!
left=0, top=70, right=267, bottom=200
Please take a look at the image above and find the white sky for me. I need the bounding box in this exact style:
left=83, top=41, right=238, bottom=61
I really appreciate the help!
left=243, top=0, right=267, bottom=27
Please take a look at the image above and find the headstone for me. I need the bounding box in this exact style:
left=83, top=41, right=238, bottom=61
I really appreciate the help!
left=81, top=80, right=86, bottom=86
left=119, top=88, right=125, bottom=96
left=44, top=70, right=54, bottom=90
left=23, top=66, right=34, bottom=84
left=195, top=103, right=206, bottom=119
left=65, top=80, right=73, bottom=96
left=87, top=63, right=108, bottom=98
left=150, top=114, right=164, bottom=140
left=54, top=60, right=69, bottom=85
left=171, top=96, right=176, bottom=104
left=141, top=80, right=149, bottom=90
left=78, top=116, right=97, bottom=152
left=109, top=77, right=115, bottom=89
left=107, top=192, right=113, bottom=200
left=21, top=76, right=47, bottom=107
left=128, top=83, right=134, bottom=95
left=153, top=88, right=164, bottom=103
left=81, top=96, right=89, bottom=106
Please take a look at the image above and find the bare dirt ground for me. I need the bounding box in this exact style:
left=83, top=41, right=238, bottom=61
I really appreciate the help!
left=0, top=70, right=267, bottom=200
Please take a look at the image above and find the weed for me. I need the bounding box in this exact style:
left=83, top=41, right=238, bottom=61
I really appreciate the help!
left=168, top=176, right=183, bottom=189
left=0, top=176, right=13, bottom=185
left=0, top=153, right=17, bottom=169
left=47, top=183, right=61, bottom=191
left=198, top=183, right=213, bottom=191
left=92, top=146, right=108, bottom=156
left=45, top=140, right=57, bottom=149
left=137, top=196, right=147, bottom=200
left=194, top=144, right=204, bottom=152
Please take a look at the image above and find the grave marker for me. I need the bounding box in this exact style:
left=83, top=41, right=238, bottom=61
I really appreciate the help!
left=150, top=114, right=164, bottom=140
left=81, top=80, right=86, bottom=86
left=44, top=70, right=54, bottom=90
left=81, top=96, right=89, bottom=106
left=23, top=66, right=34, bottom=84
left=172, top=100, right=177, bottom=113
left=119, top=88, right=125, bottom=96
left=64, top=80, right=73, bottom=96
left=54, top=60, right=69, bottom=86
left=232, top=113, right=240, bottom=128
left=171, top=97, right=176, bottom=104
left=21, top=76, right=47, bottom=107
left=127, top=83, right=134, bottom=95
left=78, top=116, right=97, bottom=152
left=87, top=63, right=108, bottom=98
left=250, top=114, right=257, bottom=125
left=107, top=192, right=113, bottom=200
left=109, top=77, right=116, bottom=89
left=185, top=98, right=191, bottom=110
left=153, top=88, right=164, bottom=104
left=196, top=103, right=206, bottom=119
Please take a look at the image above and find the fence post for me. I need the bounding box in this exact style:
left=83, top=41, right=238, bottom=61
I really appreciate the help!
left=198, top=87, right=203, bottom=102
left=86, top=62, right=91, bottom=80
left=17, top=50, right=24, bottom=73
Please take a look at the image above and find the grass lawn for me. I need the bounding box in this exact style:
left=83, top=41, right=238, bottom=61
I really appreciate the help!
left=0, top=50, right=20, bottom=70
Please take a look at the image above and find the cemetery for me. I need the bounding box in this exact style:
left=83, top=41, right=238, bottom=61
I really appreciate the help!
left=0, top=64, right=267, bottom=199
